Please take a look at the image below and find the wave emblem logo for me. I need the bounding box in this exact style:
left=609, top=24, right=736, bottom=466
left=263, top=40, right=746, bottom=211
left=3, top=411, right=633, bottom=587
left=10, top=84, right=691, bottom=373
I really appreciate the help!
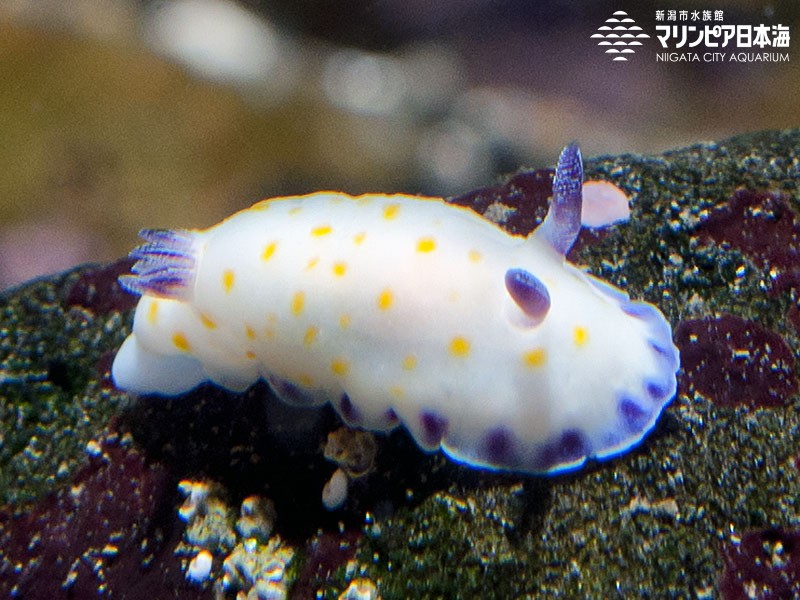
left=591, top=10, right=650, bottom=61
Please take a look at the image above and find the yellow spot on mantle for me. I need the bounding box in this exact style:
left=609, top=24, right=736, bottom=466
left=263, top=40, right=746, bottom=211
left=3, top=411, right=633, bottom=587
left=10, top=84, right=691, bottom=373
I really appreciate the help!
left=298, top=373, right=314, bottom=387
left=331, top=358, right=350, bottom=377
left=353, top=232, right=367, bottom=245
left=304, top=326, right=319, bottom=347
left=468, top=249, right=483, bottom=263
left=402, top=355, right=417, bottom=371
left=383, top=204, right=400, bottom=220
left=261, top=241, right=278, bottom=262
left=306, top=257, right=320, bottom=271
left=377, top=289, right=394, bottom=311
left=222, top=270, right=235, bottom=293
left=291, top=291, right=305, bottom=316
left=416, top=237, right=436, bottom=253
left=390, top=385, right=404, bottom=399
left=199, top=313, right=216, bottom=330
left=573, top=326, right=589, bottom=347
left=311, top=225, right=332, bottom=237
left=245, top=350, right=256, bottom=360
left=449, top=337, right=471, bottom=358
left=245, top=325, right=256, bottom=340
left=522, top=348, right=547, bottom=368
left=339, top=314, right=351, bottom=329
left=146, top=301, right=159, bottom=325
left=172, top=332, right=190, bottom=352
left=332, top=262, right=347, bottom=277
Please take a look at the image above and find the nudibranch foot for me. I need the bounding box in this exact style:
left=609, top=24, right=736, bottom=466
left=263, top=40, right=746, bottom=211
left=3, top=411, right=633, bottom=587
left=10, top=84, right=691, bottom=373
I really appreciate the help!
left=112, top=144, right=681, bottom=477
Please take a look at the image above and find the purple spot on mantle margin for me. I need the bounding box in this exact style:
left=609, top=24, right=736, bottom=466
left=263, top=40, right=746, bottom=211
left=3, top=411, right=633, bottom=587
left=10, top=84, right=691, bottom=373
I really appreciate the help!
left=419, top=410, right=448, bottom=448
left=338, top=394, right=360, bottom=425
left=645, top=380, right=668, bottom=401
left=483, top=426, right=517, bottom=466
left=675, top=315, right=797, bottom=408
left=619, top=397, right=651, bottom=433
left=384, top=408, right=399, bottom=424
left=535, top=428, right=589, bottom=472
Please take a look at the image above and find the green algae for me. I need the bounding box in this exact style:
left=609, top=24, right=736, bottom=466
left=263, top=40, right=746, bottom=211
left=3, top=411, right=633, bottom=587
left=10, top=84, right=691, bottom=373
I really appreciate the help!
left=0, top=267, right=130, bottom=508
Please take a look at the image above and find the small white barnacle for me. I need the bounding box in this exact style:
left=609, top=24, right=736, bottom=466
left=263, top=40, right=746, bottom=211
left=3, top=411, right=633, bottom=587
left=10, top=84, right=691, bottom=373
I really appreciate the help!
left=322, top=467, right=349, bottom=510
left=186, top=549, right=213, bottom=583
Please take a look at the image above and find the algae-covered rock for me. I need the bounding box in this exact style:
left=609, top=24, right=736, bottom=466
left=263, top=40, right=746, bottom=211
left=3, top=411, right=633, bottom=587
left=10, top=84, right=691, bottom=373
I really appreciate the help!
left=1, top=129, right=799, bottom=598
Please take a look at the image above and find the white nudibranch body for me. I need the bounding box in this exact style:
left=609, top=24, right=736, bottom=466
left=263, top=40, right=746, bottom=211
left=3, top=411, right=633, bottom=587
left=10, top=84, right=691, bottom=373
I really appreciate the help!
left=112, top=145, right=680, bottom=474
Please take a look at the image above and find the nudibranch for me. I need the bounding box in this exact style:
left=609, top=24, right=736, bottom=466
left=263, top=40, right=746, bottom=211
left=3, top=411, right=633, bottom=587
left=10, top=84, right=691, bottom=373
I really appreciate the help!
left=112, top=145, right=680, bottom=475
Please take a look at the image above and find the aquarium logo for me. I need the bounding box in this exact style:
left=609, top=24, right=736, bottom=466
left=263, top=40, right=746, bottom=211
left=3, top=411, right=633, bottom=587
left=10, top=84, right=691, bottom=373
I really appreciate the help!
left=591, top=10, right=650, bottom=61
left=653, top=11, right=791, bottom=63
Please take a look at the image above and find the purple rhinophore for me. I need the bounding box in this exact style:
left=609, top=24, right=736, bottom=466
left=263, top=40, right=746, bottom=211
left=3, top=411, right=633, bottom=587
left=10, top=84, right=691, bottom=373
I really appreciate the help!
left=118, top=228, right=197, bottom=299
left=534, top=143, right=583, bottom=256
left=419, top=410, right=448, bottom=448
left=618, top=396, right=651, bottom=433
left=504, top=268, right=550, bottom=322
left=338, top=394, right=360, bottom=425
left=483, top=426, right=518, bottom=466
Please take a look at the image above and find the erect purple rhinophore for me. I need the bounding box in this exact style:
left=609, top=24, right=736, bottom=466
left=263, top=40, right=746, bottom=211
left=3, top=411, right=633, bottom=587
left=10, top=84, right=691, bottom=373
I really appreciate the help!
left=534, top=143, right=583, bottom=256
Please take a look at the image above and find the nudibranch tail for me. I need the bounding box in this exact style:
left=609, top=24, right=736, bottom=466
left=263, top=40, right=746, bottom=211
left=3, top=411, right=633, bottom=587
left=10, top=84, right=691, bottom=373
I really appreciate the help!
left=533, top=143, right=583, bottom=256
left=119, top=229, right=198, bottom=300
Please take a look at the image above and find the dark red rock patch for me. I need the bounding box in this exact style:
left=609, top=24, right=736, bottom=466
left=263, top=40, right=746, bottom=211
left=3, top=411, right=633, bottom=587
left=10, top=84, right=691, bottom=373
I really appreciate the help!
left=291, top=528, right=360, bottom=600
left=448, top=167, right=553, bottom=236
left=675, top=315, right=797, bottom=408
left=448, top=167, right=614, bottom=259
left=788, top=302, right=800, bottom=337
left=0, top=433, right=193, bottom=599
left=65, top=257, right=138, bottom=314
left=721, top=527, right=800, bottom=600
left=694, top=190, right=800, bottom=295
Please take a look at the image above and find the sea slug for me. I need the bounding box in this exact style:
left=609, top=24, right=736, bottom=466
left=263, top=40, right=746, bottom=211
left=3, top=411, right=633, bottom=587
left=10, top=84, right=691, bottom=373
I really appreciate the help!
left=112, top=144, right=679, bottom=474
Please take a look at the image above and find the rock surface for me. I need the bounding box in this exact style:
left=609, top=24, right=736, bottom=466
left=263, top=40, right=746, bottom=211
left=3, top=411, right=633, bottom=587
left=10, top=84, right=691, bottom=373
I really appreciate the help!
left=1, top=128, right=799, bottom=598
